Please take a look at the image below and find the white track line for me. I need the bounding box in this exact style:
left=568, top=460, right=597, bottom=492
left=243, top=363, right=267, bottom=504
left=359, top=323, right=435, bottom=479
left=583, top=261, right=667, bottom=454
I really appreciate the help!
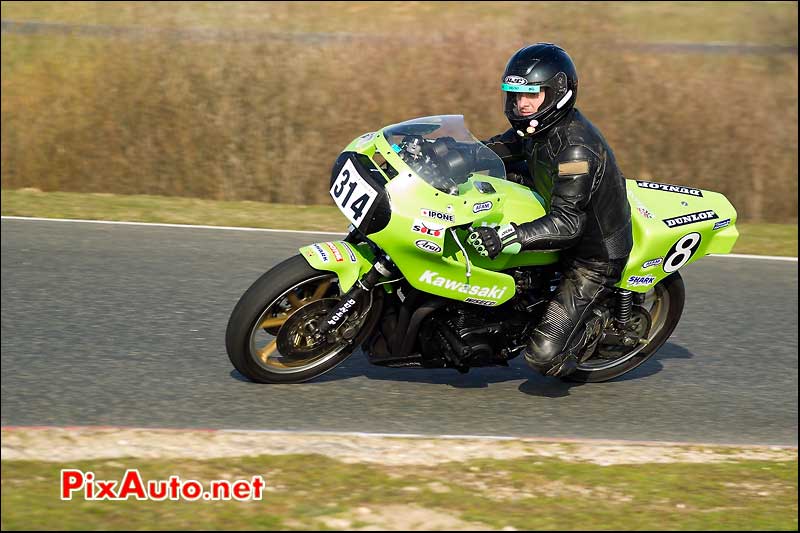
left=2, top=216, right=796, bottom=261
left=0, top=215, right=346, bottom=236
left=711, top=253, right=797, bottom=262
left=216, top=428, right=797, bottom=449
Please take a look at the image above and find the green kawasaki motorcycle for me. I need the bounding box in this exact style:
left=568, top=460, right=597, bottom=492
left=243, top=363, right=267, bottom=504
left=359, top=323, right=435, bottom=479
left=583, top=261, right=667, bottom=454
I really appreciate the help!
left=226, top=115, right=739, bottom=384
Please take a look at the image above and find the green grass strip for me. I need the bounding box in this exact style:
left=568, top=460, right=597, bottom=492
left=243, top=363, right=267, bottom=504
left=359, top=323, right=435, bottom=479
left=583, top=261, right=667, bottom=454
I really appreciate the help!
left=1, top=454, right=797, bottom=530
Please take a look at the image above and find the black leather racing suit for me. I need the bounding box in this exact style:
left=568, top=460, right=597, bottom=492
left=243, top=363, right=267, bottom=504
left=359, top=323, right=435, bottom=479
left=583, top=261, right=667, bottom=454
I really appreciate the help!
left=484, top=108, right=633, bottom=376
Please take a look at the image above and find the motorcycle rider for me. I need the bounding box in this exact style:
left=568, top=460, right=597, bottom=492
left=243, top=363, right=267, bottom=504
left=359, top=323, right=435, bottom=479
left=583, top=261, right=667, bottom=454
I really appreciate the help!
left=467, top=43, right=633, bottom=378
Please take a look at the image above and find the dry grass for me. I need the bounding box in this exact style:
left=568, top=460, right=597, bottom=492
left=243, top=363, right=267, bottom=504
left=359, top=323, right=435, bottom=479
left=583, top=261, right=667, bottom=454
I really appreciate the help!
left=1, top=2, right=797, bottom=222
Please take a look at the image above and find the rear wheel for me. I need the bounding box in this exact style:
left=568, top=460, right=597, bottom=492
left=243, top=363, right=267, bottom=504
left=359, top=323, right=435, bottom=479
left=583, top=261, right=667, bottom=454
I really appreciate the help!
left=566, top=272, right=685, bottom=383
left=225, top=255, right=382, bottom=383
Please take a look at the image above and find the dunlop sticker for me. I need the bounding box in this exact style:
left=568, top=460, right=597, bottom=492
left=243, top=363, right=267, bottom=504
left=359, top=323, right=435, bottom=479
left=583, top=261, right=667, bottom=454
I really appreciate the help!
left=662, top=210, right=718, bottom=228
left=637, top=180, right=703, bottom=197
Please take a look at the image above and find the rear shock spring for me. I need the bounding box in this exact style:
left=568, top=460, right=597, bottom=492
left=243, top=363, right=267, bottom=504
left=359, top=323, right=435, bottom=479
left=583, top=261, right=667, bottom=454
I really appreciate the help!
left=615, top=289, right=633, bottom=329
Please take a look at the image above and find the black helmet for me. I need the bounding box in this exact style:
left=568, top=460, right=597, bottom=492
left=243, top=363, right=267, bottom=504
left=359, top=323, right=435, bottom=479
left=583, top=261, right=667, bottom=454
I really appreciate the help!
left=501, top=43, right=578, bottom=138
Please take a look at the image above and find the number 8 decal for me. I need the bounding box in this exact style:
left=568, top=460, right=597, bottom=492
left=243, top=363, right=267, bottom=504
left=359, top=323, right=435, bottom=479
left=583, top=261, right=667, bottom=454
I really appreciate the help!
left=663, top=232, right=701, bottom=273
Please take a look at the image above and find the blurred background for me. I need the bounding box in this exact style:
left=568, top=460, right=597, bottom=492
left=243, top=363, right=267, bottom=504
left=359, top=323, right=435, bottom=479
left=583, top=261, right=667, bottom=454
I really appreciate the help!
left=1, top=1, right=797, bottom=222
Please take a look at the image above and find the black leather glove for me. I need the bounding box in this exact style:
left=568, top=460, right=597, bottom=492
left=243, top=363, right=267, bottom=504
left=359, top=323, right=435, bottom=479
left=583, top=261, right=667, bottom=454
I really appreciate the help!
left=467, top=223, right=523, bottom=259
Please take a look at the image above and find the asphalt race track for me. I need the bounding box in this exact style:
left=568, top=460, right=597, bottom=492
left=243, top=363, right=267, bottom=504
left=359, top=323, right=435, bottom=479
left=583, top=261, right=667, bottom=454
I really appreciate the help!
left=1, top=218, right=797, bottom=445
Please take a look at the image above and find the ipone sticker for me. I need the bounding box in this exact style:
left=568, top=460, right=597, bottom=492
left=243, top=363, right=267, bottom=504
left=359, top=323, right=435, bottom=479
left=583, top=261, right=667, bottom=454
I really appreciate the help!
left=420, top=209, right=455, bottom=223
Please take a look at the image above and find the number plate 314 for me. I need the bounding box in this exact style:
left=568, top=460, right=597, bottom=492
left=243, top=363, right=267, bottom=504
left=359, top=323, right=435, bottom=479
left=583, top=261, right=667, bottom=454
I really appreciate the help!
left=329, top=159, right=379, bottom=228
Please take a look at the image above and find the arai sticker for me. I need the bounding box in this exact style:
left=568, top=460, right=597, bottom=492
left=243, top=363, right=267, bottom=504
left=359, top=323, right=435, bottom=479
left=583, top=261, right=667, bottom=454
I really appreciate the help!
left=415, top=240, right=442, bottom=254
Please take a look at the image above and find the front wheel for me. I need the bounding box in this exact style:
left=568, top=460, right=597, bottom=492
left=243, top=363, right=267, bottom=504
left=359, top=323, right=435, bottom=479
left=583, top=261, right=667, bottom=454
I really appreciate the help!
left=225, top=254, right=382, bottom=384
left=566, top=271, right=686, bottom=383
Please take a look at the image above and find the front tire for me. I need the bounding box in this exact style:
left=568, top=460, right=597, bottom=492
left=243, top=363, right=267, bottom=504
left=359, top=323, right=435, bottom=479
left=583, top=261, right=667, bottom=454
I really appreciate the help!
left=566, top=271, right=686, bottom=383
left=225, top=254, right=381, bottom=384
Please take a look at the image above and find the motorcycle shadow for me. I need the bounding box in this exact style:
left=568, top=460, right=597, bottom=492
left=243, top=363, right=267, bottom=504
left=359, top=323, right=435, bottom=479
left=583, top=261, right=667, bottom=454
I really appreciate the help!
left=298, top=341, right=694, bottom=394
left=517, top=341, right=693, bottom=396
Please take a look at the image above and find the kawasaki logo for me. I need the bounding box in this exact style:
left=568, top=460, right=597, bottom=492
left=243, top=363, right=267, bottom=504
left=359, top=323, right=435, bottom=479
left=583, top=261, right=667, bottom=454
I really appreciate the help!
left=663, top=210, right=718, bottom=228
left=419, top=270, right=507, bottom=300
left=637, top=180, right=703, bottom=197
left=327, top=298, right=356, bottom=326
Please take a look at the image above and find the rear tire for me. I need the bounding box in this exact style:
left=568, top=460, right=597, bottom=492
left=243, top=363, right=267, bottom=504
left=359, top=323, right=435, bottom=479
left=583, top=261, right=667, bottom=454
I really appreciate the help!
left=225, top=254, right=381, bottom=384
left=566, top=271, right=685, bottom=383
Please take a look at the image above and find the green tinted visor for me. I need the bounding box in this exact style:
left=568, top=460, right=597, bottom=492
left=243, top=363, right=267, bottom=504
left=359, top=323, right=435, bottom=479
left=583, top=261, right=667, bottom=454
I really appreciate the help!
left=501, top=83, right=542, bottom=93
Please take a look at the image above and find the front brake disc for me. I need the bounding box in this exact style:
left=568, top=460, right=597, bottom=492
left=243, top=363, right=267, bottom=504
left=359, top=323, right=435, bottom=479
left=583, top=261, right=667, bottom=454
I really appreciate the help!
left=275, top=298, right=340, bottom=358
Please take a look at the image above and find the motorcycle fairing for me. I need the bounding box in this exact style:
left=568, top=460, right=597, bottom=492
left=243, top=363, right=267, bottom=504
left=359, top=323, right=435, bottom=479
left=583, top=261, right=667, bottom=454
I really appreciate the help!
left=617, top=180, right=739, bottom=292
left=299, top=241, right=375, bottom=292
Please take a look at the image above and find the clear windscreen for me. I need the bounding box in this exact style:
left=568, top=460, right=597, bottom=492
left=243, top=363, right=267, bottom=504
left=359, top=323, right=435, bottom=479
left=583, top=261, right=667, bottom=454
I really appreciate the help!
left=381, top=115, right=506, bottom=195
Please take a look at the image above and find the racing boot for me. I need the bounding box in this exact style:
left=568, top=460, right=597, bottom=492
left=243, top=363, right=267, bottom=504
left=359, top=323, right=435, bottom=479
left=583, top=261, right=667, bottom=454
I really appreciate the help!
left=524, top=257, right=625, bottom=378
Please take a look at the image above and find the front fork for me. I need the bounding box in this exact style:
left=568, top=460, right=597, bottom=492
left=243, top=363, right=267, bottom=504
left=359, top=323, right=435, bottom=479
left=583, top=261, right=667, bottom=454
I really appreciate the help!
left=317, top=254, right=395, bottom=337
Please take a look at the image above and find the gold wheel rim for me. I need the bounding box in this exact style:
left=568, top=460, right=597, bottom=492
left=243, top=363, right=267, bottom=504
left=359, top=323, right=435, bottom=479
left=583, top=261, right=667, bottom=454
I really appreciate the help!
left=250, top=275, right=343, bottom=373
